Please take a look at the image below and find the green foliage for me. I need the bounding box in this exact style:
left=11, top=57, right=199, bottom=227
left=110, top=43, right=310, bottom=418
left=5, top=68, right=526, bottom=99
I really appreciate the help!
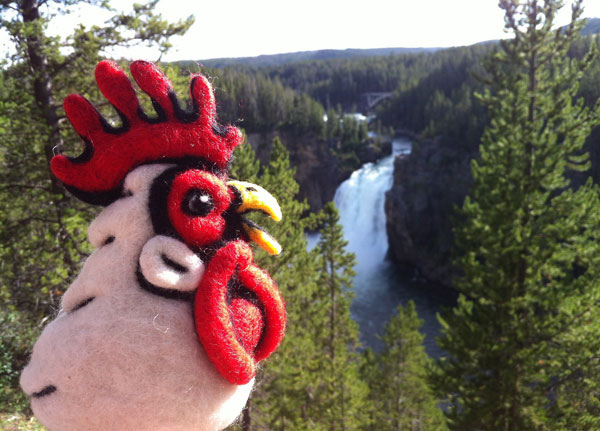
left=362, top=301, right=447, bottom=431
left=106, top=0, right=193, bottom=54
left=216, top=44, right=492, bottom=139
left=376, top=44, right=491, bottom=151
left=305, top=202, right=373, bottom=430
left=0, top=413, right=44, bottom=431
left=326, top=110, right=370, bottom=172
left=0, top=310, right=39, bottom=414
left=265, top=55, right=427, bottom=111
left=432, top=1, right=600, bottom=429
left=172, top=65, right=326, bottom=137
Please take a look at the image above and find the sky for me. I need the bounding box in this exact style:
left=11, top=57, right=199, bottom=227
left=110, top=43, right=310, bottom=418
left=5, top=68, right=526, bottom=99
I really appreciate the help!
left=4, top=0, right=600, bottom=61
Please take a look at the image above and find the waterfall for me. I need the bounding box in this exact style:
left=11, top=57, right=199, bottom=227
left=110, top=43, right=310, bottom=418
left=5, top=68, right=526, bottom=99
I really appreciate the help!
left=331, top=138, right=444, bottom=355
left=334, top=139, right=410, bottom=281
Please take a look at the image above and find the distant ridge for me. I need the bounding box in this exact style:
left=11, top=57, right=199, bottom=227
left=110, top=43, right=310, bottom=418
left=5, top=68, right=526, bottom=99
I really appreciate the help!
left=175, top=18, right=600, bottom=70
left=177, top=47, right=441, bottom=69
left=581, top=17, right=600, bottom=36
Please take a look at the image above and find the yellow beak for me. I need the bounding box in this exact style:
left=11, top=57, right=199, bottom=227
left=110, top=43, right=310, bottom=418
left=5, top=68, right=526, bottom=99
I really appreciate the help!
left=241, top=219, right=282, bottom=256
left=227, top=180, right=282, bottom=222
left=228, top=180, right=282, bottom=255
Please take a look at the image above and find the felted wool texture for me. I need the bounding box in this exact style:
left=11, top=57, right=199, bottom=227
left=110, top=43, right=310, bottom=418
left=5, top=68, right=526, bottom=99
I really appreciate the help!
left=21, top=165, right=252, bottom=431
left=195, top=241, right=256, bottom=385
left=194, top=241, right=286, bottom=385
left=168, top=169, right=232, bottom=248
left=236, top=263, right=286, bottom=362
left=51, top=60, right=243, bottom=198
left=229, top=298, right=264, bottom=354
left=139, top=235, right=204, bottom=292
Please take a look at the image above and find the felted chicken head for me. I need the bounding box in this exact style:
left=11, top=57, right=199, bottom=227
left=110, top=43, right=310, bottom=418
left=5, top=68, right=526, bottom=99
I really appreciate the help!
left=20, top=60, right=286, bottom=431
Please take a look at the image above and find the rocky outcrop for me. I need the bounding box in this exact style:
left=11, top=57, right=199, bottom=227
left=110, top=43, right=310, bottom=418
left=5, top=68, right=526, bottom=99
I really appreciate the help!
left=385, top=126, right=600, bottom=287
left=385, top=136, right=473, bottom=286
left=248, top=131, right=391, bottom=212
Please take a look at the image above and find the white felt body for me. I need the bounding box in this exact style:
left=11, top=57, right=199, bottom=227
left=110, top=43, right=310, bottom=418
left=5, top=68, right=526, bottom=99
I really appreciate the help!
left=21, top=165, right=253, bottom=431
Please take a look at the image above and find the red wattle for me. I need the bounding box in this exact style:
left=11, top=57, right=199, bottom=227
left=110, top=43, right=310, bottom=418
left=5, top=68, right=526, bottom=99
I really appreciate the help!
left=194, top=241, right=286, bottom=385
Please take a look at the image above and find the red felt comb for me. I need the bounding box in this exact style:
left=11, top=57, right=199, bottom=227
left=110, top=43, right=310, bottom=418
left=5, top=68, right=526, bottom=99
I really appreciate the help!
left=51, top=60, right=243, bottom=205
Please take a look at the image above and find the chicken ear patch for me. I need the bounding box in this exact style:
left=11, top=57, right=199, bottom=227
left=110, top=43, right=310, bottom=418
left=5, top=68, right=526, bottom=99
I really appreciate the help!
left=194, top=240, right=286, bottom=385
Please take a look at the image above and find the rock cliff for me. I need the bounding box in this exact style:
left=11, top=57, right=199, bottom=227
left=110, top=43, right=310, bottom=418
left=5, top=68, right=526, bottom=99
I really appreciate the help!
left=385, top=136, right=473, bottom=285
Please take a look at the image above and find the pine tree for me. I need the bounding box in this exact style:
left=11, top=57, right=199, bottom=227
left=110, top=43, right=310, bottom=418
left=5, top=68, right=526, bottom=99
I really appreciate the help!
left=326, top=107, right=340, bottom=139
left=308, top=202, right=372, bottom=431
left=363, top=301, right=447, bottom=431
left=431, top=1, right=600, bottom=429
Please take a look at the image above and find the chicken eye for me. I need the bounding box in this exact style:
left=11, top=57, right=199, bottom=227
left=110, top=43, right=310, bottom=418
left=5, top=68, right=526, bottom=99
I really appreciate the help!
left=182, top=188, right=214, bottom=217
left=163, top=169, right=231, bottom=248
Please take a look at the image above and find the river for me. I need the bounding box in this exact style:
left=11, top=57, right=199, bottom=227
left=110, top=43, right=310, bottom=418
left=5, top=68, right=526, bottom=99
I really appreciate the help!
left=326, top=137, right=450, bottom=356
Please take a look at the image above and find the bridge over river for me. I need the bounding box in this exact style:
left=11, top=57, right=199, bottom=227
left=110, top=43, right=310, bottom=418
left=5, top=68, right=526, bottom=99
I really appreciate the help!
left=362, top=92, right=393, bottom=110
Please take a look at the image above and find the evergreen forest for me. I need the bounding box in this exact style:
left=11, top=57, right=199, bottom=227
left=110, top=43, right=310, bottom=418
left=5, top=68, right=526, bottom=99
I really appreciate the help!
left=1, top=0, right=600, bottom=429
